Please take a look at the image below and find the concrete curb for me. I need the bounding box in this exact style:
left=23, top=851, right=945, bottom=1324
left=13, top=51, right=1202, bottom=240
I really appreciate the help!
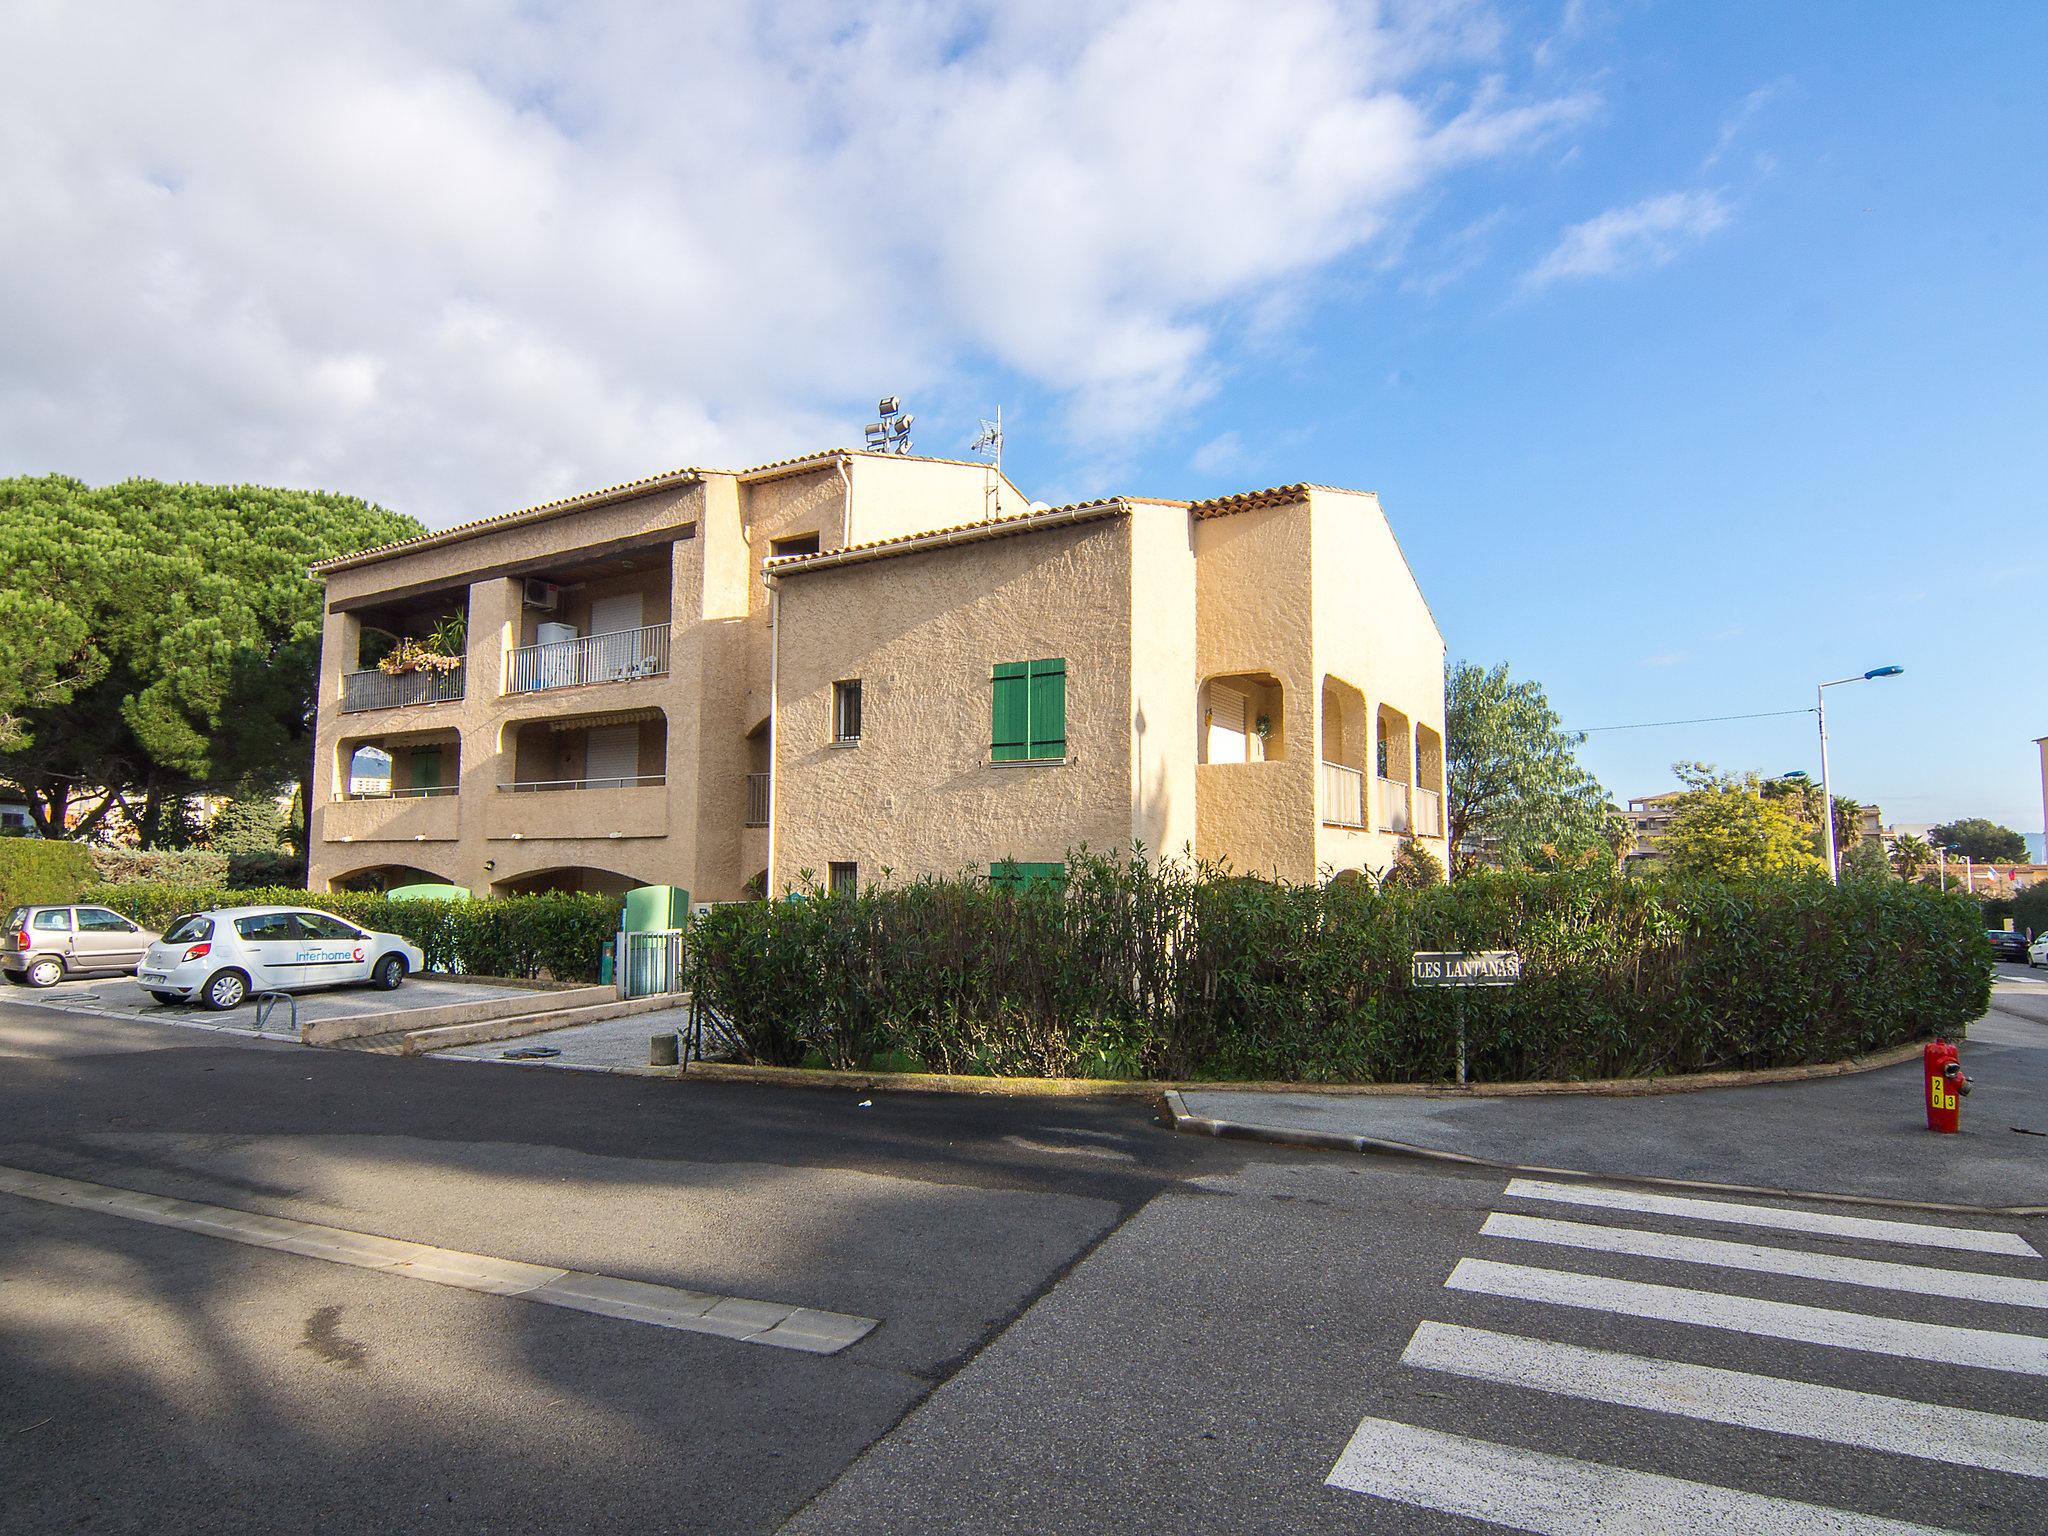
left=1157, top=1089, right=2048, bottom=1219
left=653, top=1037, right=1933, bottom=1101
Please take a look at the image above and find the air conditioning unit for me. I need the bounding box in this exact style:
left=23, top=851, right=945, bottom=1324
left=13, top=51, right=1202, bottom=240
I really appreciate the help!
left=523, top=579, right=561, bottom=611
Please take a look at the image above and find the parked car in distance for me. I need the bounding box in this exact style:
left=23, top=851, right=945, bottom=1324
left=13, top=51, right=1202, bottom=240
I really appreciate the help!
left=1987, top=928, right=2029, bottom=963
left=2030, top=932, right=2048, bottom=969
left=137, top=906, right=426, bottom=1010
left=2, top=904, right=158, bottom=988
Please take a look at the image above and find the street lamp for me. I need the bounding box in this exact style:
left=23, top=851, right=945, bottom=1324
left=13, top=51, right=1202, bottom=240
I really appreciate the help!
left=1817, top=665, right=1903, bottom=883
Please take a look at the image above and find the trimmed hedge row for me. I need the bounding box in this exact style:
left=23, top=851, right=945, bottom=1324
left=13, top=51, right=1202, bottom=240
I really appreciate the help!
left=82, top=882, right=621, bottom=983
left=688, top=853, right=1993, bottom=1082
left=0, top=839, right=95, bottom=912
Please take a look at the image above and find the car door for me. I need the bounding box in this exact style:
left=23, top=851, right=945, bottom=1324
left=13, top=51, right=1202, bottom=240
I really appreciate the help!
left=291, top=912, right=374, bottom=986
left=232, top=911, right=299, bottom=989
left=74, top=907, right=148, bottom=970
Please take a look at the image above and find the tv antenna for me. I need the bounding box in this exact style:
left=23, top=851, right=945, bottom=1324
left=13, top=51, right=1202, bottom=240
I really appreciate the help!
left=863, top=396, right=913, bottom=455
left=970, top=407, right=1003, bottom=518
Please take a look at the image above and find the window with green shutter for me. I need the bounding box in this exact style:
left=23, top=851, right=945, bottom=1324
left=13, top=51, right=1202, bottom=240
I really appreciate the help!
left=989, top=860, right=1066, bottom=891
left=991, top=658, right=1065, bottom=761
left=410, top=746, right=442, bottom=793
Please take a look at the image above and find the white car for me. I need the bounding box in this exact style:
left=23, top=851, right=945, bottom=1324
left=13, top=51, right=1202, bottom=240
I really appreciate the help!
left=137, top=906, right=426, bottom=1011
left=2030, top=932, right=2048, bottom=969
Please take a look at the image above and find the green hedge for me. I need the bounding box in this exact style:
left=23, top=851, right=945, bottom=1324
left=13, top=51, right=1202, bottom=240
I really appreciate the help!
left=89, top=847, right=231, bottom=886
left=687, top=853, right=1993, bottom=1082
left=0, top=840, right=94, bottom=912
left=81, top=882, right=622, bottom=983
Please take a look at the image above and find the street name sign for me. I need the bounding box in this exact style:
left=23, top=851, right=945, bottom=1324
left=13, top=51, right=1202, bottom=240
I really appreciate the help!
left=1411, top=950, right=1521, bottom=987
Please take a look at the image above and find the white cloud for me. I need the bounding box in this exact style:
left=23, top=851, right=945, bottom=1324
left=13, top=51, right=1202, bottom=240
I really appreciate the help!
left=0, top=0, right=1590, bottom=525
left=1704, top=80, right=1789, bottom=169
left=1524, top=190, right=1731, bottom=289
left=1191, top=431, right=1247, bottom=476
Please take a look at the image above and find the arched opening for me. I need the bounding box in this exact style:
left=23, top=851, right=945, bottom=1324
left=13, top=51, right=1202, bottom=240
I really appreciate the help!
left=337, top=730, right=460, bottom=801
left=1319, top=676, right=1369, bottom=828
left=490, top=866, right=639, bottom=898
left=500, top=708, right=666, bottom=792
left=1199, top=672, right=1285, bottom=763
left=1375, top=704, right=1413, bottom=833
left=1413, top=722, right=1445, bottom=838
left=330, top=863, right=456, bottom=894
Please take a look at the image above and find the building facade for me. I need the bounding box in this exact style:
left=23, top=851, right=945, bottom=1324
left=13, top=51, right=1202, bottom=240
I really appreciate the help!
left=307, top=453, right=1447, bottom=898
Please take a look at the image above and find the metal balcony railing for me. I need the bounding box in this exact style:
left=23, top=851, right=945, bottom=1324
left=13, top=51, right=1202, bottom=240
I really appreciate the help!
left=1321, top=761, right=1366, bottom=828
left=1413, top=785, right=1443, bottom=838
left=506, top=623, right=671, bottom=694
left=340, top=664, right=465, bottom=713
left=745, top=772, right=770, bottom=827
left=498, top=775, right=666, bottom=793
left=1377, top=775, right=1411, bottom=834
left=335, top=785, right=458, bottom=801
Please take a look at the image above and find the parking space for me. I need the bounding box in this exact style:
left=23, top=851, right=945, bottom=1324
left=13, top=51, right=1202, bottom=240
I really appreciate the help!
left=3, top=972, right=548, bottom=1039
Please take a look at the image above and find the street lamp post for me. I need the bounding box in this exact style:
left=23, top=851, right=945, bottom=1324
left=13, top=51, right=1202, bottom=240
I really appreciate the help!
left=1817, top=666, right=1904, bottom=883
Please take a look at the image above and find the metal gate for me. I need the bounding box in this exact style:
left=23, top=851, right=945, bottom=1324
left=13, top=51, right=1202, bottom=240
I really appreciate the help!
left=616, top=928, right=686, bottom=999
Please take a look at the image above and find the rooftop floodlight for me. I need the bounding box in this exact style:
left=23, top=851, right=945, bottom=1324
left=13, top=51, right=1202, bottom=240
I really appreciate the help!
left=878, top=396, right=900, bottom=416
left=864, top=421, right=887, bottom=447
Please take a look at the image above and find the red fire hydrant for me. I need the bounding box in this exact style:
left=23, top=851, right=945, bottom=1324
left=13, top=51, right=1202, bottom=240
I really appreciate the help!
left=1924, top=1038, right=1969, bottom=1133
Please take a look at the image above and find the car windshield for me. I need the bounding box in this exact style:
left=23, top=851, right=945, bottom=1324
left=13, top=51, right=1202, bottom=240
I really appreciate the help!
left=162, top=914, right=213, bottom=943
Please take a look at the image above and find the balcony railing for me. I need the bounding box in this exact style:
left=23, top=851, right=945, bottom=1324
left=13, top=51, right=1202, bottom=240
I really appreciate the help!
left=745, top=772, right=770, bottom=827
left=1377, top=775, right=1410, bottom=834
left=1321, top=761, right=1366, bottom=828
left=1413, top=785, right=1443, bottom=838
left=498, top=775, right=666, bottom=793
left=337, top=785, right=458, bottom=800
left=341, top=664, right=465, bottom=713
left=507, top=624, right=671, bottom=694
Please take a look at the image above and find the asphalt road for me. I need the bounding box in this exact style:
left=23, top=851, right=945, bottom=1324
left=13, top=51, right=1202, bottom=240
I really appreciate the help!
left=3, top=996, right=2044, bottom=1534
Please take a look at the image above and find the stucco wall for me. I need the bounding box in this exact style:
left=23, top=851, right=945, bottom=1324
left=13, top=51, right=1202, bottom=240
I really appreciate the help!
left=846, top=453, right=1035, bottom=544
left=771, top=517, right=1137, bottom=889
left=1192, top=501, right=1318, bottom=879
left=1127, top=502, right=1198, bottom=864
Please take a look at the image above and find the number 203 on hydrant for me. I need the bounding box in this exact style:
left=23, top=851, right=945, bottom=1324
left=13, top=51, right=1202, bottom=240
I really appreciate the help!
left=1924, top=1038, right=1969, bottom=1133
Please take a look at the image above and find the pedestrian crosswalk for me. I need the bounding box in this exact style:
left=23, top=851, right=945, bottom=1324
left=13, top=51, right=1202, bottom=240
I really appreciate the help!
left=1326, top=1178, right=2047, bottom=1532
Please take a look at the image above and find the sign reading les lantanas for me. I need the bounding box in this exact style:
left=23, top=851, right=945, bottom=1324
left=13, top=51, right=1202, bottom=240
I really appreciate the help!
left=1411, top=950, right=1522, bottom=987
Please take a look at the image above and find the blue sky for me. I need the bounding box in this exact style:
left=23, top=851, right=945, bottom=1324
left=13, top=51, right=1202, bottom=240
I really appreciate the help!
left=2, top=1, right=2042, bottom=834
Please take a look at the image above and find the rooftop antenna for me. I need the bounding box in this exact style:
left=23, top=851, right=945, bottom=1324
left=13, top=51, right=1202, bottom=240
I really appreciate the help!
left=862, top=396, right=914, bottom=455
left=970, top=406, right=1003, bottom=518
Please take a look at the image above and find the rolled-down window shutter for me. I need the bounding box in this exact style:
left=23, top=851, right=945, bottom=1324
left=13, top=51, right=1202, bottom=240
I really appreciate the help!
left=992, top=663, right=1029, bottom=761
left=1028, top=660, right=1065, bottom=759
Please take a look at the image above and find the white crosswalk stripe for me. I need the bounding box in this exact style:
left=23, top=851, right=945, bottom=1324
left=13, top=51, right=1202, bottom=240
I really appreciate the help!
left=1400, top=1322, right=2048, bottom=1479
left=1481, top=1210, right=2048, bottom=1310
left=1503, top=1178, right=2039, bottom=1257
left=1327, top=1181, right=2048, bottom=1533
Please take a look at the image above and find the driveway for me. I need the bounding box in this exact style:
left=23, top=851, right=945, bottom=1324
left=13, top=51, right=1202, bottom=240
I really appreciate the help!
left=3, top=972, right=549, bottom=1040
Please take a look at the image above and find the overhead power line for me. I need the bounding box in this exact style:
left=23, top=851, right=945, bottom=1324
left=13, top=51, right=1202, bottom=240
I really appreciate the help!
left=1573, top=706, right=1818, bottom=735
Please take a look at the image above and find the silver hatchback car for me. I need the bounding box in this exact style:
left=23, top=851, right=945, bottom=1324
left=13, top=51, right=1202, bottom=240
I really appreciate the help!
left=3, top=904, right=160, bottom=988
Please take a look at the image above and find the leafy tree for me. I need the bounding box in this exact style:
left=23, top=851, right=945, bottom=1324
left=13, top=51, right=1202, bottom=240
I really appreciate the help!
left=0, top=476, right=420, bottom=841
left=1930, top=818, right=2028, bottom=863
left=1381, top=839, right=1446, bottom=890
left=2013, top=882, right=2048, bottom=940
left=1445, top=661, right=1611, bottom=876
left=1839, top=838, right=1891, bottom=884
left=206, top=794, right=286, bottom=855
left=1889, top=833, right=1932, bottom=881
left=1761, top=775, right=1866, bottom=864
left=1660, top=764, right=1827, bottom=879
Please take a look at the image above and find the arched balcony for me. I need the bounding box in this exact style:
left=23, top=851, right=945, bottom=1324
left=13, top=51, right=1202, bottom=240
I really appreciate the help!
left=1376, top=704, right=1413, bottom=834
left=1319, top=676, right=1370, bottom=829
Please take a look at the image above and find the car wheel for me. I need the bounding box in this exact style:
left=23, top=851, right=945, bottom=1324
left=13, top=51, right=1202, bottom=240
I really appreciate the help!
left=372, top=954, right=407, bottom=991
left=201, top=969, right=249, bottom=1011
left=148, top=989, right=183, bottom=1005
left=25, top=956, right=63, bottom=988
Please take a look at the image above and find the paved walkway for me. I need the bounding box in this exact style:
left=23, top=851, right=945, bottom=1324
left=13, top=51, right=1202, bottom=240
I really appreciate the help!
left=1178, top=978, right=2048, bottom=1210
left=429, top=1004, right=693, bottom=1071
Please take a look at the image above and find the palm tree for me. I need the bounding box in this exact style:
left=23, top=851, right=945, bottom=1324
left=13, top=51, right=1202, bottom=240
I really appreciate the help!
left=1890, top=833, right=1931, bottom=882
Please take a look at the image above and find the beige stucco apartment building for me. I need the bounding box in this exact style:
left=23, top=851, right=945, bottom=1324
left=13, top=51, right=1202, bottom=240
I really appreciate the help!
left=307, top=450, right=1447, bottom=900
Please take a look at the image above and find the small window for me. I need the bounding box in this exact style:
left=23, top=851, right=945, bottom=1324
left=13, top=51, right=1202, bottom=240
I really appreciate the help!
left=1376, top=738, right=1389, bottom=777
left=989, top=861, right=1066, bottom=892
left=235, top=912, right=296, bottom=941
left=77, top=908, right=135, bottom=933
left=992, top=659, right=1066, bottom=762
left=32, top=909, right=72, bottom=932
left=295, top=912, right=363, bottom=941
left=163, top=914, right=213, bottom=944
left=770, top=533, right=821, bottom=559
left=828, top=862, right=859, bottom=896
left=833, top=680, right=862, bottom=743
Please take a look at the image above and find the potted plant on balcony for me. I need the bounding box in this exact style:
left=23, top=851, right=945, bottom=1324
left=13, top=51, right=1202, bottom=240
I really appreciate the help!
left=378, top=612, right=466, bottom=677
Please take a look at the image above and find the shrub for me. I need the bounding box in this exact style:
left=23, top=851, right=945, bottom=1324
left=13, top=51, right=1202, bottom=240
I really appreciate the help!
left=0, top=840, right=95, bottom=911
left=687, top=852, right=1992, bottom=1083
left=89, top=847, right=231, bottom=887
left=78, top=881, right=622, bottom=982
left=2013, top=882, right=2048, bottom=939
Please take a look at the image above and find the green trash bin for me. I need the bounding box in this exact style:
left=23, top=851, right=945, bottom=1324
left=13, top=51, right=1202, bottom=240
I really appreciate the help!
left=622, top=884, right=689, bottom=932
left=386, top=882, right=470, bottom=903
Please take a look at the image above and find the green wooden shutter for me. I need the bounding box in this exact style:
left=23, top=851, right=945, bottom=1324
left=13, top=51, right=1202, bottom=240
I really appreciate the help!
left=410, top=747, right=441, bottom=791
left=992, top=663, right=1029, bottom=761
left=1027, top=659, right=1065, bottom=759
